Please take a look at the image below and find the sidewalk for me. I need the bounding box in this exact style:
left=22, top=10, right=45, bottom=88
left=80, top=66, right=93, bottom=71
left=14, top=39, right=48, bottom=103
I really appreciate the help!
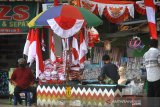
left=0, top=98, right=35, bottom=107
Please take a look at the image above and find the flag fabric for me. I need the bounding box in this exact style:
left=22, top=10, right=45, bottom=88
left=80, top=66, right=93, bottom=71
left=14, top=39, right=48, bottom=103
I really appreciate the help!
left=144, top=0, right=157, bottom=39
left=27, top=29, right=36, bottom=66
left=36, top=29, right=44, bottom=78
left=50, top=34, right=56, bottom=63
left=23, top=29, right=32, bottom=56
left=79, top=30, right=88, bottom=68
left=72, top=34, right=79, bottom=65
left=41, top=29, right=46, bottom=51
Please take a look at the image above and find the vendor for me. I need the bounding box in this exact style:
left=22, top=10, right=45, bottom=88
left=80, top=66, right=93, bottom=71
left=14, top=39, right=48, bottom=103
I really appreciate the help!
left=98, top=54, right=119, bottom=84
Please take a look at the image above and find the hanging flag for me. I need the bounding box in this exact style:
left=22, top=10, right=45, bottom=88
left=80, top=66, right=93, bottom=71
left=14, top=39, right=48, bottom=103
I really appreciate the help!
left=23, top=29, right=32, bottom=56
left=79, top=30, right=88, bottom=68
left=144, top=0, right=157, bottom=39
left=41, top=29, right=46, bottom=51
left=54, top=0, right=59, bottom=6
left=50, top=34, right=56, bottom=63
left=27, top=29, right=36, bottom=66
left=72, top=34, right=79, bottom=65
left=36, top=29, right=44, bottom=78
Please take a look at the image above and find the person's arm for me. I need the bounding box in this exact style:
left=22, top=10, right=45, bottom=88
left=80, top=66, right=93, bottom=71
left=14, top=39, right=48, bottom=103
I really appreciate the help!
left=10, top=70, right=17, bottom=86
left=98, top=66, right=106, bottom=81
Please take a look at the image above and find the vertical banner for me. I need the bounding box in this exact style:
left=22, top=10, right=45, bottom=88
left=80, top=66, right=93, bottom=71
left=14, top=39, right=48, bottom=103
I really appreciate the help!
left=0, top=2, right=38, bottom=34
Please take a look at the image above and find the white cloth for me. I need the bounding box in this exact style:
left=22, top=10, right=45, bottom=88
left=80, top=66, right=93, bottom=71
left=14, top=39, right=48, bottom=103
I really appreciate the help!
left=143, top=48, right=160, bottom=82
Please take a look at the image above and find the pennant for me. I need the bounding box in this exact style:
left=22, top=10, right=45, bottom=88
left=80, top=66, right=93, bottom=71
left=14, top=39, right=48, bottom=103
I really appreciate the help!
left=79, top=30, right=88, bottom=68
left=27, top=29, right=36, bottom=66
left=144, top=0, right=157, bottom=39
left=72, top=34, right=79, bottom=65
left=50, top=34, right=56, bottom=63
left=36, top=29, right=44, bottom=78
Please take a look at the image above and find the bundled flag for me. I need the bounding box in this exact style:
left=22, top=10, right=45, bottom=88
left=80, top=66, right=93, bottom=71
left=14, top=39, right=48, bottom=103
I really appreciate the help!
left=79, top=30, right=88, bottom=68
left=144, top=0, right=157, bottom=39
left=36, top=29, right=44, bottom=78
left=41, top=29, right=46, bottom=51
left=72, top=34, right=79, bottom=65
left=27, top=29, right=37, bottom=66
left=23, top=29, right=34, bottom=56
left=50, top=34, right=56, bottom=63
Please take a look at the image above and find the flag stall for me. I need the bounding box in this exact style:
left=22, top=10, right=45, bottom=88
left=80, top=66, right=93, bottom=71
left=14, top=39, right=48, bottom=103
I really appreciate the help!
left=25, top=4, right=103, bottom=85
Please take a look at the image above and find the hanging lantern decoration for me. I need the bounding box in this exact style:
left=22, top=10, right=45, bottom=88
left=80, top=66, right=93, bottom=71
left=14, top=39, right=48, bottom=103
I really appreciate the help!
left=88, top=27, right=100, bottom=43
left=104, top=40, right=111, bottom=51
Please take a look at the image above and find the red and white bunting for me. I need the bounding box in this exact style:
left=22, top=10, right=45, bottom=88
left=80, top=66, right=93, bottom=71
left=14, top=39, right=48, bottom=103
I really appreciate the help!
left=135, top=1, right=146, bottom=15
left=80, top=0, right=96, bottom=12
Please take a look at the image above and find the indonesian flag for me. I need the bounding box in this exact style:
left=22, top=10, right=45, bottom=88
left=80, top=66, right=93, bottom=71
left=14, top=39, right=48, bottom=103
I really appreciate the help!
left=79, top=30, right=88, bottom=68
left=36, top=29, right=44, bottom=78
left=23, top=29, right=33, bottom=56
left=144, top=0, right=157, bottom=39
left=50, top=34, right=56, bottom=63
left=27, top=29, right=36, bottom=66
left=72, top=34, right=79, bottom=65
left=41, top=29, right=46, bottom=51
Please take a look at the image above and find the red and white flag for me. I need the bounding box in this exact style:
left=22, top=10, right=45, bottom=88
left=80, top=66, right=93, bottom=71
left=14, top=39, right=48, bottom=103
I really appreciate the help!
left=144, top=0, right=157, bottom=39
left=79, top=30, right=88, bottom=68
left=50, top=34, right=56, bottom=63
left=72, top=34, right=79, bottom=65
left=27, top=29, right=36, bottom=66
left=41, top=29, right=46, bottom=51
left=23, top=29, right=33, bottom=56
left=36, top=29, right=44, bottom=78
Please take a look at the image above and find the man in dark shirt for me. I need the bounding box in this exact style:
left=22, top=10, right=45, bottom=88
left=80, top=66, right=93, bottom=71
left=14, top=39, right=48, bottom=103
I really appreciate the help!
left=98, top=54, right=119, bottom=84
left=11, top=58, right=36, bottom=105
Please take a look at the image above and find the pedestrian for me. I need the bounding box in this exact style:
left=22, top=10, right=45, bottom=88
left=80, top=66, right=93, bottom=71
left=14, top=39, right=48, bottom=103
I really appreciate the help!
left=143, top=39, right=160, bottom=97
left=10, top=58, right=37, bottom=105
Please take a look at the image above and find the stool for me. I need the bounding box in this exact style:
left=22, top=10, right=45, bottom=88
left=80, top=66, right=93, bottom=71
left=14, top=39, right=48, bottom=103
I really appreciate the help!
left=13, top=91, right=31, bottom=106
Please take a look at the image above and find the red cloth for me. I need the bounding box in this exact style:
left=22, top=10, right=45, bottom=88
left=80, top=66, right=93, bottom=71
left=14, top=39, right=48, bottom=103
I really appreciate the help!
left=11, top=68, right=34, bottom=89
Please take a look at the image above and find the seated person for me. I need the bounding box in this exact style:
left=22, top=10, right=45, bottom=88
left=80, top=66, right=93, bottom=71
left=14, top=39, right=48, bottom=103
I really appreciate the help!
left=118, top=66, right=127, bottom=85
left=10, top=58, right=36, bottom=105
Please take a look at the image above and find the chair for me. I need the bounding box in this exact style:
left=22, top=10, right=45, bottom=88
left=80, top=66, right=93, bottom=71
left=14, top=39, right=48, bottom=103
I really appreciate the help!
left=13, top=90, right=31, bottom=106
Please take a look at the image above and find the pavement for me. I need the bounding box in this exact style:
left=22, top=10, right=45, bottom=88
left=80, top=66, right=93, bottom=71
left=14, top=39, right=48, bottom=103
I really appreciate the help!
left=0, top=98, right=36, bottom=107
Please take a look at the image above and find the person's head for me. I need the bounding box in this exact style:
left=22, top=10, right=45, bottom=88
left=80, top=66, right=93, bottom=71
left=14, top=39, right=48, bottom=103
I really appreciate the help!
left=102, top=54, right=110, bottom=63
left=149, top=39, right=158, bottom=48
left=18, top=58, right=27, bottom=68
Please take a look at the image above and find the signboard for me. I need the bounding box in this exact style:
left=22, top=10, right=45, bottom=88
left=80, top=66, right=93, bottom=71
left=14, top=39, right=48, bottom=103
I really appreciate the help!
left=0, top=2, right=38, bottom=34
left=42, top=2, right=68, bottom=11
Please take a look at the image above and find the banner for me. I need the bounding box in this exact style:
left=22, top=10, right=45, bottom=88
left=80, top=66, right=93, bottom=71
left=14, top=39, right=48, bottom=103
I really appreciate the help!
left=0, top=2, right=38, bottom=34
